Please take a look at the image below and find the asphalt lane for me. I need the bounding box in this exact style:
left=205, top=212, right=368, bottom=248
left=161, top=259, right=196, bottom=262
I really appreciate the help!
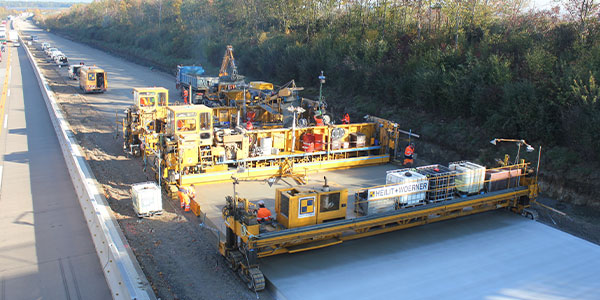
left=0, top=41, right=110, bottom=299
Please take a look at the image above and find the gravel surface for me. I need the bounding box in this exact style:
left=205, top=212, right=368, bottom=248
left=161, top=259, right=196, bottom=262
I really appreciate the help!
left=24, top=36, right=273, bottom=300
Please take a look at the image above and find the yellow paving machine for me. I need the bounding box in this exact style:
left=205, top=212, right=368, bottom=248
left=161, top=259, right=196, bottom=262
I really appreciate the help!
left=121, top=87, right=169, bottom=156
left=219, top=159, right=539, bottom=291
left=154, top=104, right=406, bottom=188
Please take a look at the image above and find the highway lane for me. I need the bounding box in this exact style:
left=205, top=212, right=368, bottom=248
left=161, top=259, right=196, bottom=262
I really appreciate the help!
left=17, top=20, right=181, bottom=122
left=15, top=20, right=600, bottom=300
left=0, top=40, right=110, bottom=299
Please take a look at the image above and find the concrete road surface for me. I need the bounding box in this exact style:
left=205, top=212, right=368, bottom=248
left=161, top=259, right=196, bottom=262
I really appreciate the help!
left=262, top=210, right=600, bottom=300
left=0, top=39, right=110, bottom=299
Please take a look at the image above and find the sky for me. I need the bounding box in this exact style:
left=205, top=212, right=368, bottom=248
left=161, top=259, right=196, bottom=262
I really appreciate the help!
left=529, top=0, right=558, bottom=10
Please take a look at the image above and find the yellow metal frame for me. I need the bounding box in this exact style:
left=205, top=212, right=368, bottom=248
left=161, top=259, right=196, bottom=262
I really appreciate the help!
left=179, top=154, right=390, bottom=185
left=244, top=178, right=536, bottom=258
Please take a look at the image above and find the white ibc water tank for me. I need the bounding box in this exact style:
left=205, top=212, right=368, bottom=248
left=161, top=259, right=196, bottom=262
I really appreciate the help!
left=359, top=197, right=397, bottom=215
left=386, top=170, right=428, bottom=206
left=131, top=182, right=163, bottom=217
left=448, top=161, right=486, bottom=194
left=260, top=137, right=272, bottom=156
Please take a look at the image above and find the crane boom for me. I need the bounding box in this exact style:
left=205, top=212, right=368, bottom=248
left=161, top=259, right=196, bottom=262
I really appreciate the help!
left=219, top=45, right=238, bottom=79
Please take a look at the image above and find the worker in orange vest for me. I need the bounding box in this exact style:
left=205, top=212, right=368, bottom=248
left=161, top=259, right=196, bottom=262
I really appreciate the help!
left=178, top=185, right=195, bottom=212
left=246, top=111, right=256, bottom=122
left=403, top=143, right=415, bottom=166
left=314, top=115, right=324, bottom=126
left=256, top=200, right=272, bottom=223
left=183, top=89, right=189, bottom=104
left=246, top=120, right=253, bottom=130
left=342, top=113, right=350, bottom=124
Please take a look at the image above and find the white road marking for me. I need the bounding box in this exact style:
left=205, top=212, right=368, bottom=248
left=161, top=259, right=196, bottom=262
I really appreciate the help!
left=3, top=114, right=7, bottom=128
left=7, top=89, right=10, bottom=97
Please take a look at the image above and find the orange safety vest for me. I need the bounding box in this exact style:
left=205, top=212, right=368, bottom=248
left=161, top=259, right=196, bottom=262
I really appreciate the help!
left=246, top=111, right=256, bottom=122
left=342, top=113, right=350, bottom=124
left=257, top=207, right=272, bottom=221
left=183, top=90, right=189, bottom=104
left=314, top=116, right=324, bottom=126
left=178, top=187, right=193, bottom=211
left=404, top=145, right=414, bottom=157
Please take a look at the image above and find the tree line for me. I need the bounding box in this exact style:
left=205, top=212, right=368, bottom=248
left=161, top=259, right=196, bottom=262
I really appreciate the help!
left=42, top=0, right=600, bottom=201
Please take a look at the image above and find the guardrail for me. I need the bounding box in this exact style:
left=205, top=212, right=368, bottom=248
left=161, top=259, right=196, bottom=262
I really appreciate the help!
left=20, top=35, right=155, bottom=300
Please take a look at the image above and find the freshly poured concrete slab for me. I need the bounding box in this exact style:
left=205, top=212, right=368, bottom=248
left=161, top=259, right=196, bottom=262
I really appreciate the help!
left=261, top=210, right=600, bottom=300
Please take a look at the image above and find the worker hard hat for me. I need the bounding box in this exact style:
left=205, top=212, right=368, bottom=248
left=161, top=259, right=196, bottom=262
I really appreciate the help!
left=257, top=200, right=265, bottom=206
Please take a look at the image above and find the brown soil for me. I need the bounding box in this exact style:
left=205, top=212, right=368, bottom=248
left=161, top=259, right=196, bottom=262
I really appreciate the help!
left=26, top=43, right=273, bottom=300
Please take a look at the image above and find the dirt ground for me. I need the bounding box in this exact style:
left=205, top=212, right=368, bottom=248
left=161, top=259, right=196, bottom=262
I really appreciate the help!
left=26, top=43, right=273, bottom=300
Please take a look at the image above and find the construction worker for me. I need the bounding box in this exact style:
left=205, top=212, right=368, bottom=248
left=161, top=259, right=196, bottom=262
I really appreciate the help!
left=183, top=89, right=189, bottom=104
left=256, top=200, right=272, bottom=223
left=404, top=143, right=415, bottom=166
left=342, top=113, right=350, bottom=124
left=246, top=111, right=256, bottom=122
left=178, top=184, right=195, bottom=212
left=246, top=120, right=253, bottom=130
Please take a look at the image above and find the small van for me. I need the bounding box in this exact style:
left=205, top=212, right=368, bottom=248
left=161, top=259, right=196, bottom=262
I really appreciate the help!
left=79, top=66, right=107, bottom=93
left=68, top=64, right=83, bottom=80
left=55, top=54, right=68, bottom=66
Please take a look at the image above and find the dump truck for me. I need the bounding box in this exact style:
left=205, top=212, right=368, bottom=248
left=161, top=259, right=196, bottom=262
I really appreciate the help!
left=175, top=65, right=219, bottom=104
left=79, top=66, right=107, bottom=93
left=219, top=158, right=540, bottom=291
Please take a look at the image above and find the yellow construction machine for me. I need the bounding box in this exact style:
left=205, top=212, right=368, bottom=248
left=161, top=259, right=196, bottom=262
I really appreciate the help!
left=122, top=87, right=169, bottom=156
left=219, top=45, right=239, bottom=80
left=79, top=66, right=107, bottom=93
left=219, top=158, right=540, bottom=291
left=154, top=104, right=407, bottom=189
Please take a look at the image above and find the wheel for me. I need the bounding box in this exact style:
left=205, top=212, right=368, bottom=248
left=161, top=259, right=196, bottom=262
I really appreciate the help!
left=247, top=267, right=265, bottom=291
left=227, top=251, right=243, bottom=271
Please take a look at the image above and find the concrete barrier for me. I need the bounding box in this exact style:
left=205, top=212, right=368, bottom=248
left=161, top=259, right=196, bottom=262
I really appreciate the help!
left=20, top=35, right=155, bottom=300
